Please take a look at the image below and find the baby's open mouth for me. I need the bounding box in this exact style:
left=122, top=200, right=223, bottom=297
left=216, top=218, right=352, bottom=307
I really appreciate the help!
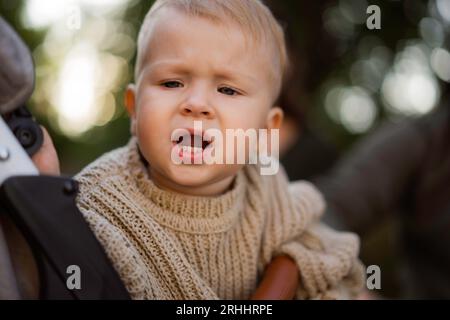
left=171, top=129, right=214, bottom=161
left=175, top=133, right=212, bottom=150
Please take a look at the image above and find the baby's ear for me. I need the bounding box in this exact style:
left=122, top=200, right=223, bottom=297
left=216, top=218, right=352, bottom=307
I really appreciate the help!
left=266, top=106, right=284, bottom=131
left=125, top=84, right=137, bottom=136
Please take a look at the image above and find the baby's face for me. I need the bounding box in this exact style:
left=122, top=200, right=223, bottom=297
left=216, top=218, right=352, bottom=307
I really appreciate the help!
left=126, top=8, right=282, bottom=196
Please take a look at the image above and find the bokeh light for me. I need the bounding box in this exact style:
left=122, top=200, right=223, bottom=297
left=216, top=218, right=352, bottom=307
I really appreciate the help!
left=435, top=0, right=450, bottom=24
left=21, top=0, right=135, bottom=137
left=381, top=43, right=440, bottom=117
left=430, top=47, right=450, bottom=82
left=325, top=86, right=377, bottom=134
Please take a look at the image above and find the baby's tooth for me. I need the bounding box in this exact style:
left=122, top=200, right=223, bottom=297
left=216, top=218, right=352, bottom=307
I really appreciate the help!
left=181, top=146, right=202, bottom=155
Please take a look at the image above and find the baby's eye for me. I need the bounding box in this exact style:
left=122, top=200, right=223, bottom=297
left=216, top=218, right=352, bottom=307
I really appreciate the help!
left=218, top=86, right=239, bottom=96
left=161, top=81, right=183, bottom=88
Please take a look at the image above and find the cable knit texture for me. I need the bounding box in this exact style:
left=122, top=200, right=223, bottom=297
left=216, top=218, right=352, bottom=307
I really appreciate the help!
left=75, top=138, right=365, bottom=299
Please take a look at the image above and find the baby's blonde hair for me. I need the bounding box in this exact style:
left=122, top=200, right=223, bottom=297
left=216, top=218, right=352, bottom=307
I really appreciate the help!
left=135, top=0, right=289, bottom=101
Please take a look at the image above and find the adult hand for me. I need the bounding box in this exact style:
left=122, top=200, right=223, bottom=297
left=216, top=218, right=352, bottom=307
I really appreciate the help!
left=251, top=255, right=299, bottom=300
left=31, top=126, right=60, bottom=175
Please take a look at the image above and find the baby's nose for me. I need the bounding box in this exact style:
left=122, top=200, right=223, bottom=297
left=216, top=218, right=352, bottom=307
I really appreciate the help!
left=180, top=100, right=215, bottom=119
left=179, top=84, right=216, bottom=119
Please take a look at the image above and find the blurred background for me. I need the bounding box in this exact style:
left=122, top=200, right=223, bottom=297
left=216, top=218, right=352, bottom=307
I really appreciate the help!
left=1, top=0, right=449, bottom=298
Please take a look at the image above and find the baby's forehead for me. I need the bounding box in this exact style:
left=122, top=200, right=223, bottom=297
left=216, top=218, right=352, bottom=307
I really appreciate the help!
left=144, top=8, right=268, bottom=55
left=142, top=10, right=278, bottom=73
left=143, top=6, right=262, bottom=42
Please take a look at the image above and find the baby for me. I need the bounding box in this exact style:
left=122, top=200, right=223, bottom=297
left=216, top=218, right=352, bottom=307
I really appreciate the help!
left=75, top=0, right=365, bottom=299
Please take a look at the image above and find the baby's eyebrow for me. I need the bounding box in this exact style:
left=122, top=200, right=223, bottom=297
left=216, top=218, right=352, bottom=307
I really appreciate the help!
left=215, top=70, right=257, bottom=84
left=144, top=60, right=257, bottom=84
left=142, top=61, right=190, bottom=77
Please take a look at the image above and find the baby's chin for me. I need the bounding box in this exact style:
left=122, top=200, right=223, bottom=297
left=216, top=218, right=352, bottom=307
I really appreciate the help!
left=155, top=162, right=242, bottom=195
left=169, top=162, right=233, bottom=184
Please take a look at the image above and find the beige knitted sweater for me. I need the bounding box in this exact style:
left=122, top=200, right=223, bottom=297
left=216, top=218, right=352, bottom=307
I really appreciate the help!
left=75, top=139, right=365, bottom=300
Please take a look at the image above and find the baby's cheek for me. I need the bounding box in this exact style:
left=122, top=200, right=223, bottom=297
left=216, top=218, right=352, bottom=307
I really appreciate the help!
left=136, top=103, right=161, bottom=130
left=135, top=132, right=160, bottom=170
left=228, top=118, right=264, bottom=132
left=136, top=111, right=169, bottom=159
left=226, top=103, right=267, bottom=128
